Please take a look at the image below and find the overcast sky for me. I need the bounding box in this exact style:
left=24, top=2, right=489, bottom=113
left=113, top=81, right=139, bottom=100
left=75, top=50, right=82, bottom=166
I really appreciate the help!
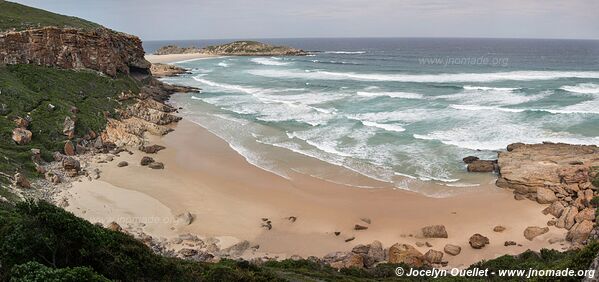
left=12, top=0, right=599, bottom=41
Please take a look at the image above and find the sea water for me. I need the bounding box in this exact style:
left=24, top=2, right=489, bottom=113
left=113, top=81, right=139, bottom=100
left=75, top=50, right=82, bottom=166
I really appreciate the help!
left=146, top=38, right=599, bottom=195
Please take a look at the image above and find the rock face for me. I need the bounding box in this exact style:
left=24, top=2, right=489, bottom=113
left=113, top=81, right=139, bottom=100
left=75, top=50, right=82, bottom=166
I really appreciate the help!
left=496, top=143, right=599, bottom=204
left=388, top=243, right=426, bottom=267
left=421, top=225, right=448, bottom=238
left=155, top=41, right=307, bottom=56
left=0, top=27, right=150, bottom=77
left=523, top=226, right=549, bottom=240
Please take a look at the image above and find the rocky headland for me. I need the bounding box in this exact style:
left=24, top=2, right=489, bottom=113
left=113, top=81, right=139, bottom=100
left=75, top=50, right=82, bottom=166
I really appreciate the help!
left=153, top=40, right=307, bottom=56
left=465, top=143, right=599, bottom=249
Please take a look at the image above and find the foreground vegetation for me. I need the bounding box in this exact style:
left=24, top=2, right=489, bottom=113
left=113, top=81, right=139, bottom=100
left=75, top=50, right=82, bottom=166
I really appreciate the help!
left=0, top=200, right=595, bottom=281
left=0, top=65, right=140, bottom=192
left=0, top=1, right=101, bottom=32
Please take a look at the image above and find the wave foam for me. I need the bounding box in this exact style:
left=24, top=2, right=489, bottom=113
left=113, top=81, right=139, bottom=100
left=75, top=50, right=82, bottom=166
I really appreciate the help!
left=324, top=51, right=366, bottom=54
left=248, top=69, right=599, bottom=83
left=357, top=91, right=424, bottom=99
left=463, top=85, right=521, bottom=92
left=360, top=121, right=406, bottom=132
left=560, top=83, right=599, bottom=95
left=251, top=57, right=291, bottom=66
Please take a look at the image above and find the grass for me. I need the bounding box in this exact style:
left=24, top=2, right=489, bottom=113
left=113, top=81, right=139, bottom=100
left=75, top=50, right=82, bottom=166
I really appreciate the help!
left=0, top=64, right=140, bottom=190
left=0, top=1, right=101, bottom=32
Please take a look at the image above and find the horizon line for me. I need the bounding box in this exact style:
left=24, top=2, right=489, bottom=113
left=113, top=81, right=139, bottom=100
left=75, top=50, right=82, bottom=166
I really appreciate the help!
left=142, top=35, right=599, bottom=42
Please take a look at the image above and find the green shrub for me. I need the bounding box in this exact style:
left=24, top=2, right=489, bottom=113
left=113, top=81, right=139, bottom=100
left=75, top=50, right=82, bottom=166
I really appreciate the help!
left=10, top=261, right=108, bottom=282
left=0, top=64, right=140, bottom=185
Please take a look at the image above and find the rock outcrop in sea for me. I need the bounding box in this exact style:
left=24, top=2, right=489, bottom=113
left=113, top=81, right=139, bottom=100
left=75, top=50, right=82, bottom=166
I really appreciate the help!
left=154, top=40, right=307, bottom=56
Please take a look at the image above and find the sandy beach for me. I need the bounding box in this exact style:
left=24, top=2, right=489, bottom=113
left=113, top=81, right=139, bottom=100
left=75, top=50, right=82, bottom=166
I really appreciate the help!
left=60, top=118, right=569, bottom=267
left=145, top=53, right=216, bottom=64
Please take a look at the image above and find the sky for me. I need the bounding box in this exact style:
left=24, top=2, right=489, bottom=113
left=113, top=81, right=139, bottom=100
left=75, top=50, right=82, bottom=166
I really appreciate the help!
left=12, top=0, right=599, bottom=41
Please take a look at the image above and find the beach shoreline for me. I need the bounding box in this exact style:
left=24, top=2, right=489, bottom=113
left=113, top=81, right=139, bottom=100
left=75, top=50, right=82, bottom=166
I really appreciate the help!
left=57, top=116, right=569, bottom=267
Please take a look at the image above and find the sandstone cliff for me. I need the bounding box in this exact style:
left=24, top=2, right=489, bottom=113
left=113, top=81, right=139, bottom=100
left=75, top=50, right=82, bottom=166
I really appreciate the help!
left=0, top=27, right=150, bottom=77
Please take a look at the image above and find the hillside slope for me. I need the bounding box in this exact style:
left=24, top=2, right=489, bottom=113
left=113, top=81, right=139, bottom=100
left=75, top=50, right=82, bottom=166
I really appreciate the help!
left=0, top=1, right=101, bottom=32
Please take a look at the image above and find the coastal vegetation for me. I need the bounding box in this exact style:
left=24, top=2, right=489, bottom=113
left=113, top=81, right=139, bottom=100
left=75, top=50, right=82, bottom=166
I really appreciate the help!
left=0, top=1, right=101, bottom=31
left=0, top=200, right=597, bottom=281
left=0, top=64, right=139, bottom=193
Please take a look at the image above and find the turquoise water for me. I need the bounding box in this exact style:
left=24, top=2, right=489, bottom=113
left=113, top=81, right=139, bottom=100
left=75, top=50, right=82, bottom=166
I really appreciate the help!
left=159, top=38, right=599, bottom=195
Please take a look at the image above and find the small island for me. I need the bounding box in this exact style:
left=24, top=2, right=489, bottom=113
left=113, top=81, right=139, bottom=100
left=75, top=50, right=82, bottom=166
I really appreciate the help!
left=153, top=40, right=307, bottom=56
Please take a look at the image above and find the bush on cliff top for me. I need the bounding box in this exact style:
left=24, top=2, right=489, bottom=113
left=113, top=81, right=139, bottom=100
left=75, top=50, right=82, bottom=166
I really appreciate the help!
left=0, top=64, right=140, bottom=187
left=0, top=1, right=101, bottom=32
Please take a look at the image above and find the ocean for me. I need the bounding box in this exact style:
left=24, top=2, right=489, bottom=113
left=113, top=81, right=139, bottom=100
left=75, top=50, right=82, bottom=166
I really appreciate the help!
left=145, top=38, right=599, bottom=195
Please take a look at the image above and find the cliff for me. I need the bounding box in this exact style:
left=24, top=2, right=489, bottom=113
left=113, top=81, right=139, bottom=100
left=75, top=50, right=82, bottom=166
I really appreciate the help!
left=154, top=40, right=307, bottom=56
left=0, top=27, right=150, bottom=77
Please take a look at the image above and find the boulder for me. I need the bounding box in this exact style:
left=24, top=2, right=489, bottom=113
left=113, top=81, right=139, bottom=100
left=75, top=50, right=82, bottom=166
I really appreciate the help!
left=117, top=161, right=129, bottom=167
left=566, top=220, right=593, bottom=244
left=469, top=234, right=489, bottom=249
left=523, top=226, right=549, bottom=240
left=177, top=212, right=194, bottom=226
left=536, top=187, right=558, bottom=204
left=14, top=117, right=29, bottom=128
left=467, top=160, right=496, bottom=172
left=542, top=201, right=565, bottom=218
left=140, top=156, right=154, bottom=166
left=354, top=224, right=368, bottom=230
left=149, top=162, right=164, bottom=169
left=107, top=222, right=122, bottom=232
left=139, top=144, right=166, bottom=154
left=463, top=156, right=479, bottom=164
left=178, top=248, right=198, bottom=258
left=52, top=152, right=64, bottom=162
left=343, top=253, right=364, bottom=268
left=64, top=141, right=76, bottom=156
left=443, top=244, right=461, bottom=256
left=504, top=241, right=517, bottom=246
left=421, top=225, right=448, bottom=238
left=63, top=116, right=76, bottom=139
left=366, top=241, right=385, bottom=265
left=13, top=173, right=31, bottom=188
left=224, top=240, right=250, bottom=257
left=12, top=128, right=32, bottom=145
left=493, top=226, right=506, bottom=232
left=388, top=243, right=426, bottom=267
left=62, top=157, right=81, bottom=171
left=575, top=208, right=596, bottom=223
left=556, top=206, right=578, bottom=230
left=424, top=249, right=444, bottom=264
left=351, top=244, right=370, bottom=254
